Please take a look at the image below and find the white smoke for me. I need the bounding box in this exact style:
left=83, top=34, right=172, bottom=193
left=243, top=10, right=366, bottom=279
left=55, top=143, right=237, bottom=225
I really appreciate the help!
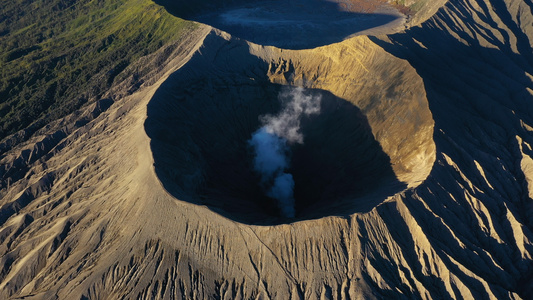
left=260, top=87, right=321, bottom=144
left=248, top=87, right=322, bottom=218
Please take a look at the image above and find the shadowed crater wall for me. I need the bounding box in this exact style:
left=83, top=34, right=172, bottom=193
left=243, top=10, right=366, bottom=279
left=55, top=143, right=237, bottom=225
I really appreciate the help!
left=153, top=0, right=404, bottom=49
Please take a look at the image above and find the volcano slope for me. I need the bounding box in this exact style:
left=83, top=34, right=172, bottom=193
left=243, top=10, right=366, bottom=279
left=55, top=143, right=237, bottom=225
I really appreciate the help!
left=1, top=0, right=533, bottom=299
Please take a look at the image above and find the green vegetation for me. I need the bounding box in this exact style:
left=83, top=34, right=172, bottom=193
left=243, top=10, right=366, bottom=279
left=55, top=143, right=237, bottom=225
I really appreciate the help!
left=0, top=0, right=191, bottom=140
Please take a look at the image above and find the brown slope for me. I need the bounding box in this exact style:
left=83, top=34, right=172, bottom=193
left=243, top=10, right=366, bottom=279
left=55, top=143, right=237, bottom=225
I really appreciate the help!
left=0, top=27, right=433, bottom=299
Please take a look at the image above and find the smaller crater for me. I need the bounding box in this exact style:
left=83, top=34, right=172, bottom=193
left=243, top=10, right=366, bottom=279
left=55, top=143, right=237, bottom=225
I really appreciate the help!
left=154, top=0, right=405, bottom=49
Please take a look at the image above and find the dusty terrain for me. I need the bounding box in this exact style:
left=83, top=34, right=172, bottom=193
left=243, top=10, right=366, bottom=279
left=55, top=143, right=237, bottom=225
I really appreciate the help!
left=1, top=0, right=533, bottom=299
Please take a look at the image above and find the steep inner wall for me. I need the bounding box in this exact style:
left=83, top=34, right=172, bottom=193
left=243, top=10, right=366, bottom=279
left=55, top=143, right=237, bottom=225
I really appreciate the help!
left=256, top=36, right=436, bottom=185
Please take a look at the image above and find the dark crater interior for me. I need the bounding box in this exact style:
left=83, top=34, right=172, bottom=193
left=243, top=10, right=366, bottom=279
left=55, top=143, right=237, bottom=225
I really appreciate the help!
left=146, top=70, right=405, bottom=225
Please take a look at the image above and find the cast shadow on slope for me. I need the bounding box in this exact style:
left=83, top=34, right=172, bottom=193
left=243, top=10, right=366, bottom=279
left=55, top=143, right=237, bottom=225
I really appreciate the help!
left=367, top=0, right=533, bottom=297
left=145, top=71, right=406, bottom=225
left=153, top=0, right=402, bottom=49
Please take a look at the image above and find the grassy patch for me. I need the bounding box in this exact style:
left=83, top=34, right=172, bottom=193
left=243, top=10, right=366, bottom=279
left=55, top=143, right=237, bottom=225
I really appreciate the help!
left=0, top=0, right=191, bottom=139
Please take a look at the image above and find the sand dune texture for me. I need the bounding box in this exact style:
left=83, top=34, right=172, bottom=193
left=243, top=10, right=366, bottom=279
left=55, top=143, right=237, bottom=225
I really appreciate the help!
left=1, top=0, right=533, bottom=298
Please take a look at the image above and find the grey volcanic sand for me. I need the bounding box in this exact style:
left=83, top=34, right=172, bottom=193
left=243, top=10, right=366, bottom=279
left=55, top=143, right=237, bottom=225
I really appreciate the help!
left=192, top=0, right=405, bottom=49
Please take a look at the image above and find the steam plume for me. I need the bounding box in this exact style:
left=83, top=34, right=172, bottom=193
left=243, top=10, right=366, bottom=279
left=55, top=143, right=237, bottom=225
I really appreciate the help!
left=248, top=87, right=321, bottom=218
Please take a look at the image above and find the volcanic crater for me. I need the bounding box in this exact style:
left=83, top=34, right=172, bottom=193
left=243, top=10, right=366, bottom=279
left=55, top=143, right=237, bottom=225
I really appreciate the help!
left=147, top=82, right=404, bottom=224
left=145, top=32, right=435, bottom=225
